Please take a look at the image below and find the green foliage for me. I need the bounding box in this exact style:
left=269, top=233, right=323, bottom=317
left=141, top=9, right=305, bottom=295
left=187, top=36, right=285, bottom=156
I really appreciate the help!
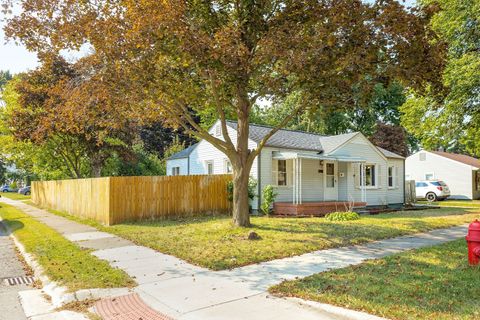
left=261, top=185, right=278, bottom=216
left=402, top=0, right=480, bottom=155
left=227, top=178, right=257, bottom=202
left=325, top=211, right=360, bottom=222
left=9, top=181, right=17, bottom=190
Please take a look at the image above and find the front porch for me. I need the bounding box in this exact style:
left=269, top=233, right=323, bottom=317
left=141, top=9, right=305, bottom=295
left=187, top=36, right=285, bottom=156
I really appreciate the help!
left=273, top=201, right=367, bottom=216
left=271, top=151, right=370, bottom=216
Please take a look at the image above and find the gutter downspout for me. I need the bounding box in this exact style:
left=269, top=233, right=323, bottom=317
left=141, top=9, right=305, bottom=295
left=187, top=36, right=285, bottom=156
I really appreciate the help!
left=188, top=156, right=190, bottom=175
left=257, top=152, right=261, bottom=214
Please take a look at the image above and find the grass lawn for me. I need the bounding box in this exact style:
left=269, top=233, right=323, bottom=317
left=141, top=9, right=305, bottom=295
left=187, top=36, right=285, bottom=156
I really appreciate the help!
left=1, top=192, right=31, bottom=201
left=270, top=239, right=480, bottom=320
left=27, top=202, right=480, bottom=270
left=418, top=199, right=480, bottom=208
left=0, top=203, right=135, bottom=292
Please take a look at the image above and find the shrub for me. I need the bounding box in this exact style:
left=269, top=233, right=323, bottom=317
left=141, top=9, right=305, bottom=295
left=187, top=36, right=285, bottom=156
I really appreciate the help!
left=9, top=181, right=17, bottom=190
left=325, top=211, right=360, bottom=222
left=227, top=178, right=257, bottom=202
left=261, top=185, right=278, bottom=216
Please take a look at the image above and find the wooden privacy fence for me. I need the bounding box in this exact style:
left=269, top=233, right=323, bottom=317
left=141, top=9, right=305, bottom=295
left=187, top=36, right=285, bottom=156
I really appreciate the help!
left=32, top=175, right=232, bottom=225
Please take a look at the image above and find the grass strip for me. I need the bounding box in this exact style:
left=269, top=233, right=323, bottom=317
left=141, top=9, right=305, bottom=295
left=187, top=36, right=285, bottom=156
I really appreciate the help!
left=1, top=193, right=31, bottom=201
left=0, top=202, right=135, bottom=292
left=270, top=239, right=480, bottom=320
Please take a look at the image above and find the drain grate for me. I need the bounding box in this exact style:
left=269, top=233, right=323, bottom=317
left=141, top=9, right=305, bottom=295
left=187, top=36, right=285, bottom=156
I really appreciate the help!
left=3, top=276, right=35, bottom=286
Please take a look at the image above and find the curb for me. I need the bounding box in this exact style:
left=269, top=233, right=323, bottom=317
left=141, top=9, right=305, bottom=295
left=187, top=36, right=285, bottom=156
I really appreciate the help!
left=0, top=217, right=132, bottom=307
left=289, top=297, right=389, bottom=320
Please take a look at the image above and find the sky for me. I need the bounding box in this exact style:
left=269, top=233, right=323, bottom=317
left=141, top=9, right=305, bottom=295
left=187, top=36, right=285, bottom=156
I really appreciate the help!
left=0, top=0, right=417, bottom=75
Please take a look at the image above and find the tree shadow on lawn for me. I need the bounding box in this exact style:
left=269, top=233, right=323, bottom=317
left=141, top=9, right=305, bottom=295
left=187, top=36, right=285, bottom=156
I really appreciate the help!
left=0, top=219, right=25, bottom=235
left=285, top=241, right=480, bottom=319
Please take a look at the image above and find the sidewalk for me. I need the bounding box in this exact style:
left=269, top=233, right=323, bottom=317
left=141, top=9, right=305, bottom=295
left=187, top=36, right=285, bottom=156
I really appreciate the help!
left=1, top=197, right=468, bottom=320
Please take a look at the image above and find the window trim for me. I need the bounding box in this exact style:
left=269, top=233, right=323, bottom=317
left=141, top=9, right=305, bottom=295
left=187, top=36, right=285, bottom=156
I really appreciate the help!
left=425, top=172, right=435, bottom=181
left=363, top=164, right=377, bottom=188
left=277, top=159, right=288, bottom=186
left=171, top=166, right=180, bottom=176
left=388, top=165, right=395, bottom=189
left=224, top=159, right=232, bottom=174
left=205, top=160, right=214, bottom=175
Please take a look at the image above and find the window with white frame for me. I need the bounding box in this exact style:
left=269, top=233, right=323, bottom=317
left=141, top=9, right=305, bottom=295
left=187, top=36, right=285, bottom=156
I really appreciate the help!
left=205, top=160, right=214, bottom=174
left=277, top=160, right=287, bottom=186
left=425, top=172, right=434, bottom=181
left=215, top=125, right=222, bottom=137
left=171, top=167, right=180, bottom=176
left=224, top=159, right=232, bottom=173
left=361, top=164, right=376, bottom=187
left=388, top=166, right=394, bottom=187
left=419, top=153, right=426, bottom=161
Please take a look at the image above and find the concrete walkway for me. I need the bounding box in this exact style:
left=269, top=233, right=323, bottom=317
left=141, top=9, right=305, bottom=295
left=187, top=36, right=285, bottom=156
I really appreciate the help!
left=1, top=197, right=469, bottom=320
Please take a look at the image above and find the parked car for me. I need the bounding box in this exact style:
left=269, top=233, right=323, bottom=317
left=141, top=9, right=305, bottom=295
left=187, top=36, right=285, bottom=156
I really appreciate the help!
left=18, top=186, right=31, bottom=195
left=1, top=184, right=18, bottom=193
left=415, top=180, right=450, bottom=201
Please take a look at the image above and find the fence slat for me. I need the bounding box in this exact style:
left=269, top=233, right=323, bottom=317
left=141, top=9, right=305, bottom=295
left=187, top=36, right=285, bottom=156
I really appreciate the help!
left=32, top=175, right=232, bottom=225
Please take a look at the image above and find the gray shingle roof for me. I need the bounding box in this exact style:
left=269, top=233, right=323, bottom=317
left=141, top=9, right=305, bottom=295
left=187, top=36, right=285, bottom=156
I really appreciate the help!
left=167, top=143, right=199, bottom=160
left=168, top=121, right=404, bottom=160
left=226, top=121, right=324, bottom=151
left=378, top=147, right=405, bottom=159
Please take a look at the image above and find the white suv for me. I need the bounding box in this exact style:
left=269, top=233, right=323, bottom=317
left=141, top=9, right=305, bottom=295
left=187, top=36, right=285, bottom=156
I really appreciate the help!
left=415, top=180, right=450, bottom=202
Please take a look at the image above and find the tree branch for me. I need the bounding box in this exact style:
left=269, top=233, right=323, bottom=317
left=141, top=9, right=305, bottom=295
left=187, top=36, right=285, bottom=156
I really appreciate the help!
left=248, top=102, right=307, bottom=164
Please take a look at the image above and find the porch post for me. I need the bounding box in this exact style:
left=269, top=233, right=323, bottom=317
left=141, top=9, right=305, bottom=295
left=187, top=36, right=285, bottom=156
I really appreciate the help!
left=292, top=157, right=296, bottom=204
left=299, top=158, right=302, bottom=205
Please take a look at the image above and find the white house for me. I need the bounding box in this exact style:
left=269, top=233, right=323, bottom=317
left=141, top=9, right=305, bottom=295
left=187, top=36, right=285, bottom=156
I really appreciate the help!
left=167, top=120, right=405, bottom=214
left=406, top=150, right=480, bottom=200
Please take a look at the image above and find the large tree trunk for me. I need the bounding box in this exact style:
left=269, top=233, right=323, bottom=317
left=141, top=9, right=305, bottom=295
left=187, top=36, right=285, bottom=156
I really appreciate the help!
left=231, top=103, right=252, bottom=227
left=232, top=166, right=251, bottom=227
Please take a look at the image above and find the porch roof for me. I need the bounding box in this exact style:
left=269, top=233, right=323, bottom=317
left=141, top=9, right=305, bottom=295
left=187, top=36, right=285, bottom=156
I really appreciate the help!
left=272, top=151, right=366, bottom=162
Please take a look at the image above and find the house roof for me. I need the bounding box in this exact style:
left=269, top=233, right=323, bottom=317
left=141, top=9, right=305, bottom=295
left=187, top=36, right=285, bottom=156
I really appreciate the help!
left=225, top=121, right=324, bottom=151
left=168, top=121, right=404, bottom=160
left=167, top=143, right=199, bottom=160
left=430, top=151, right=480, bottom=169
left=226, top=121, right=403, bottom=158
left=378, top=147, right=405, bottom=159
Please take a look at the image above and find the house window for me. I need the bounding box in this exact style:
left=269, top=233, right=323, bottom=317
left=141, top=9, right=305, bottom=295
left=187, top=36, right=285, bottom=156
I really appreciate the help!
left=205, top=160, right=214, bottom=174
left=171, top=167, right=180, bottom=176
left=215, top=125, right=222, bottom=137
left=362, top=164, right=376, bottom=187
left=224, top=159, right=232, bottom=173
left=277, top=160, right=287, bottom=186
left=388, top=166, right=394, bottom=188
left=419, top=153, right=426, bottom=161
left=425, top=173, right=434, bottom=181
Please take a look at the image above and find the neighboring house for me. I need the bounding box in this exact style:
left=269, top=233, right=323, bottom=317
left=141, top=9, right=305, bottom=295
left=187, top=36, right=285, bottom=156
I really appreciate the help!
left=406, top=150, right=480, bottom=200
left=167, top=120, right=405, bottom=214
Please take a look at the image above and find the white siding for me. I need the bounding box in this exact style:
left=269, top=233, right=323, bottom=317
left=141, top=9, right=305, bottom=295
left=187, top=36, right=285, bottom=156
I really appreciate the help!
left=258, top=147, right=324, bottom=203
left=166, top=158, right=189, bottom=176
left=387, top=159, right=404, bottom=204
left=188, top=120, right=259, bottom=208
left=406, top=151, right=476, bottom=199
left=331, top=134, right=404, bottom=206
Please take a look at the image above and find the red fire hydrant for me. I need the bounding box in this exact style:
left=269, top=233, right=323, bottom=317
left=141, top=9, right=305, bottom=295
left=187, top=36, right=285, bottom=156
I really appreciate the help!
left=466, top=219, right=480, bottom=265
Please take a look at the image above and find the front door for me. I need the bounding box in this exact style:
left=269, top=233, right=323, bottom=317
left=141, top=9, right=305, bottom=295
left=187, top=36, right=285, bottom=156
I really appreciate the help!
left=324, top=161, right=338, bottom=200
